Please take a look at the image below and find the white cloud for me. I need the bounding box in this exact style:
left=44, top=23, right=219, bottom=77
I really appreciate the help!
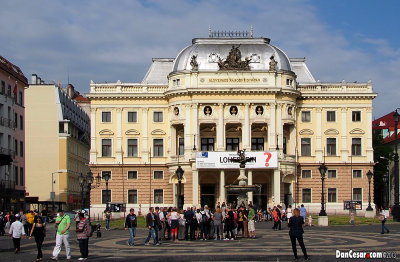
left=0, top=0, right=398, bottom=117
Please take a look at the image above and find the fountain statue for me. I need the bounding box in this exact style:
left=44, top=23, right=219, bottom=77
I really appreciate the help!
left=225, top=149, right=261, bottom=207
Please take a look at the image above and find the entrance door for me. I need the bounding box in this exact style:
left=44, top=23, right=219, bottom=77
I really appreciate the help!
left=284, top=183, right=292, bottom=207
left=253, top=184, right=268, bottom=209
left=200, top=184, right=215, bottom=209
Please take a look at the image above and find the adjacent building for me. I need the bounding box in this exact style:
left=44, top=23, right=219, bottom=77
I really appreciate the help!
left=88, top=32, right=376, bottom=216
left=0, top=55, right=27, bottom=212
left=25, top=75, right=90, bottom=211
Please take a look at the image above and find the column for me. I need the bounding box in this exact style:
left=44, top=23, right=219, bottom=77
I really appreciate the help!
left=192, top=170, right=199, bottom=206
left=269, top=103, right=276, bottom=150
left=170, top=125, right=176, bottom=156
left=316, top=108, right=323, bottom=162
left=366, top=107, right=373, bottom=162
left=219, top=170, right=226, bottom=203
left=184, top=105, right=191, bottom=157
left=142, top=108, right=149, bottom=162
left=276, top=103, right=283, bottom=152
left=273, top=169, right=281, bottom=205
left=116, top=108, right=122, bottom=163
left=90, top=107, right=97, bottom=163
left=247, top=170, right=253, bottom=203
left=340, top=108, right=348, bottom=161
left=192, top=104, right=199, bottom=150
left=243, top=103, right=250, bottom=150
left=217, top=103, right=224, bottom=150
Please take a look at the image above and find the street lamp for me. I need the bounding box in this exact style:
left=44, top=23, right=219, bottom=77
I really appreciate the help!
left=318, top=163, right=327, bottom=216
left=103, top=171, right=111, bottom=210
left=176, top=166, right=184, bottom=210
left=383, top=173, right=388, bottom=208
left=393, top=109, right=400, bottom=221
left=366, top=170, right=373, bottom=211
left=51, top=171, right=63, bottom=212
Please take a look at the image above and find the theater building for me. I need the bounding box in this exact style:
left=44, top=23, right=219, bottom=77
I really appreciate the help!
left=88, top=32, right=376, bottom=216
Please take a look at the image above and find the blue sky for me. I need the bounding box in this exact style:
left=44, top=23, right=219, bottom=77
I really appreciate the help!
left=0, top=0, right=399, bottom=117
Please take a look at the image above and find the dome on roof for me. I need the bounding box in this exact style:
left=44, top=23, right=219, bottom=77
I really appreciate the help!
left=172, top=38, right=291, bottom=73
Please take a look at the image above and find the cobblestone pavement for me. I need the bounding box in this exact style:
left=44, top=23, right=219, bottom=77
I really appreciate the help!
left=1, top=221, right=399, bottom=262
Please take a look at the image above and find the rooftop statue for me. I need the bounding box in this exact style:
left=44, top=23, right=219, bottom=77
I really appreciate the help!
left=190, top=55, right=199, bottom=71
left=217, top=45, right=251, bottom=71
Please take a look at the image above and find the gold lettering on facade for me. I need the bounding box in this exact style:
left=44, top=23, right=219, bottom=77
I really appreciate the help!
left=208, top=78, right=260, bottom=83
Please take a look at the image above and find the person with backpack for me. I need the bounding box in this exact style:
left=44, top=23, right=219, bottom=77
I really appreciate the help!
left=200, top=207, right=210, bottom=240
left=124, top=208, right=137, bottom=246
left=76, top=212, right=90, bottom=260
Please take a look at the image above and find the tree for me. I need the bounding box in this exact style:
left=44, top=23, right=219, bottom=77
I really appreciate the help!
left=373, top=131, right=393, bottom=209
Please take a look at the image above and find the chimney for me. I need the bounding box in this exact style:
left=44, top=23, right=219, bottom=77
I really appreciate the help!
left=68, top=84, right=75, bottom=97
left=37, top=77, right=41, bottom=84
left=31, top=74, right=37, bottom=84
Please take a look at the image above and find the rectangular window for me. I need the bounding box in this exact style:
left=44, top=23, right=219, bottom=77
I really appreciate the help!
left=327, top=111, right=336, bottom=122
left=301, top=138, right=311, bottom=156
left=302, top=170, right=311, bottom=178
left=326, top=138, right=336, bottom=156
left=128, top=189, right=138, bottom=204
left=201, top=138, right=214, bottom=151
left=7, top=85, right=11, bottom=96
left=327, top=170, right=336, bottom=178
left=251, top=138, right=264, bottom=151
left=14, top=139, right=18, bottom=155
left=328, top=188, right=337, bottom=202
left=102, top=112, right=111, bottom=122
left=102, top=139, right=112, bottom=157
left=352, top=138, right=361, bottom=156
left=226, top=138, right=239, bottom=151
left=283, top=137, right=287, bottom=154
left=301, top=111, right=311, bottom=122
left=302, top=188, right=311, bottom=203
left=128, top=112, right=137, bottom=123
left=102, top=190, right=111, bottom=204
left=353, top=188, right=362, bottom=201
left=14, top=113, right=17, bottom=129
left=154, top=189, right=163, bottom=204
left=153, top=111, right=163, bottom=122
left=1, top=81, right=5, bottom=94
left=353, top=170, right=362, bottom=178
left=154, top=170, right=163, bottom=179
left=102, top=171, right=112, bottom=180
left=153, top=139, right=164, bottom=157
left=20, top=141, right=23, bottom=157
left=127, top=139, right=138, bottom=157
left=14, top=166, right=18, bottom=186
left=178, top=137, right=184, bottom=155
left=20, top=115, right=23, bottom=130
left=19, top=91, right=23, bottom=106
left=20, top=167, right=24, bottom=186
left=127, top=171, right=137, bottom=179
left=352, top=111, right=361, bottom=122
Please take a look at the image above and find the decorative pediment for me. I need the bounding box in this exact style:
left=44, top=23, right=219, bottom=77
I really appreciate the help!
left=299, top=129, right=314, bottom=135
left=324, top=129, right=339, bottom=135
left=350, top=128, right=365, bottom=135
left=125, top=129, right=140, bottom=135
left=99, top=129, right=114, bottom=135
left=151, top=129, right=166, bottom=135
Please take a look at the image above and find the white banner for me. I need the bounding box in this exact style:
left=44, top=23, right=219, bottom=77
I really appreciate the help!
left=195, top=151, right=278, bottom=169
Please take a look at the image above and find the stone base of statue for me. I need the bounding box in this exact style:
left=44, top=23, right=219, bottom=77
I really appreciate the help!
left=318, top=216, right=329, bottom=226
left=364, top=210, right=375, bottom=218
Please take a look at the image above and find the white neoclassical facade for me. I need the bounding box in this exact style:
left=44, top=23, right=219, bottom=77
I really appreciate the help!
left=87, top=33, right=376, bottom=217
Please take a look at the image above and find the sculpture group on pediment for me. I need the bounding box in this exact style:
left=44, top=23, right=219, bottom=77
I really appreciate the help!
left=217, top=45, right=251, bottom=71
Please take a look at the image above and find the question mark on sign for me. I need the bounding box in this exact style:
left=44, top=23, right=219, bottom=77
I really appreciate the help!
left=264, top=152, right=272, bottom=167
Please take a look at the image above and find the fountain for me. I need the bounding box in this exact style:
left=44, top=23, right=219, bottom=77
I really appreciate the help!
left=225, top=149, right=261, bottom=207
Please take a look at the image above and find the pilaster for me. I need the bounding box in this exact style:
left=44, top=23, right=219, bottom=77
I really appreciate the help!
left=217, top=103, right=224, bottom=151
left=142, top=108, right=149, bottom=162
left=316, top=108, right=323, bottom=162
left=90, top=107, right=97, bottom=163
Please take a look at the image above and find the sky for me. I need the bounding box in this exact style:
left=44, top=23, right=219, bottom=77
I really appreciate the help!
left=1, top=0, right=399, bottom=118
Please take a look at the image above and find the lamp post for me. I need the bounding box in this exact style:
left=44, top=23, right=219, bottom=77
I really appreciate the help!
left=103, top=172, right=111, bottom=210
left=366, top=170, right=373, bottom=211
left=51, top=171, right=62, bottom=212
left=383, top=173, right=388, bottom=208
left=318, top=163, right=327, bottom=216
left=393, top=109, right=400, bottom=221
left=176, top=165, right=184, bottom=210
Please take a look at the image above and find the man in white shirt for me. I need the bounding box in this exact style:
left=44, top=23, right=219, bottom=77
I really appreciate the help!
left=9, top=214, right=25, bottom=253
